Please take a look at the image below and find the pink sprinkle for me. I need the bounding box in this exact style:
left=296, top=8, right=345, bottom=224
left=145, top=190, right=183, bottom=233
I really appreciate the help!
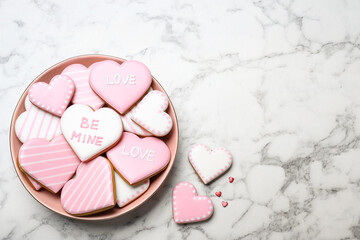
left=136, top=191, right=140, bottom=194
left=132, top=195, right=135, bottom=198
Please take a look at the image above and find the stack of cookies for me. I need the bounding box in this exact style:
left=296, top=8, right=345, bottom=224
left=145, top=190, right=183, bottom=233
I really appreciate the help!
left=15, top=60, right=173, bottom=216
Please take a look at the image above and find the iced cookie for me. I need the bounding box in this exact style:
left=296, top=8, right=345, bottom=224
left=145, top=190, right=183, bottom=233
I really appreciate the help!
left=61, top=104, right=123, bottom=162
left=131, top=90, right=173, bottom=137
left=15, top=97, right=62, bottom=143
left=18, top=135, right=80, bottom=193
left=172, top=182, right=214, bottom=224
left=61, top=156, right=116, bottom=216
left=28, top=75, right=75, bottom=116
left=188, top=144, right=232, bottom=184
left=89, top=60, right=152, bottom=114
left=114, top=171, right=150, bottom=207
left=107, top=132, right=170, bottom=184
left=121, top=112, right=152, bottom=137
left=61, top=63, right=105, bottom=110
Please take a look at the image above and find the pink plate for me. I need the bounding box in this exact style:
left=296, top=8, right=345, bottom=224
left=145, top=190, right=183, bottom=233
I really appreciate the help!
left=9, top=55, right=179, bottom=220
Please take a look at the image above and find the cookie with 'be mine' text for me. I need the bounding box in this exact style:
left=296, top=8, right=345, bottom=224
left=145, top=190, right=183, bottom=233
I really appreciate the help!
left=107, top=132, right=170, bottom=184
left=61, top=104, right=123, bottom=162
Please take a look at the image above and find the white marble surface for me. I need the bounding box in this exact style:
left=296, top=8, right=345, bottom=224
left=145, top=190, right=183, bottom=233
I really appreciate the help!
left=1, top=0, right=360, bottom=239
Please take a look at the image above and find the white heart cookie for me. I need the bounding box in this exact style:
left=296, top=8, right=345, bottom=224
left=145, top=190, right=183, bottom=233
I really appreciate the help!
left=130, top=90, right=173, bottom=137
left=114, top=172, right=150, bottom=207
left=188, top=144, right=232, bottom=184
left=61, top=104, right=123, bottom=161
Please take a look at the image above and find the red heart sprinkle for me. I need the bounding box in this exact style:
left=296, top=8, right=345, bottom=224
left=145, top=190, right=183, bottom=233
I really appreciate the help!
left=215, top=191, right=222, bottom=197
left=229, top=177, right=234, bottom=183
left=222, top=201, right=228, bottom=207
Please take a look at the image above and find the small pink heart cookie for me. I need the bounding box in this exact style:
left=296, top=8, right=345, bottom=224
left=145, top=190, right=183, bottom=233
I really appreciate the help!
left=172, top=182, right=214, bottom=224
left=61, top=104, right=123, bottom=162
left=18, top=135, right=81, bottom=193
left=61, top=156, right=116, bottom=216
left=89, top=60, right=152, bottom=114
left=188, top=144, right=232, bottom=184
left=28, top=75, right=75, bottom=116
left=107, top=132, right=170, bottom=184
left=61, top=63, right=105, bottom=110
left=131, top=90, right=173, bottom=137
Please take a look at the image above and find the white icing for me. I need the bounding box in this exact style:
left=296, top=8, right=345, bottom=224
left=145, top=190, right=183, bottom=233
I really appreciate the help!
left=15, top=96, right=62, bottom=143
left=106, top=74, right=136, bottom=85
left=130, top=90, right=173, bottom=137
left=114, top=171, right=150, bottom=207
left=60, top=104, right=123, bottom=161
left=188, top=144, right=232, bottom=184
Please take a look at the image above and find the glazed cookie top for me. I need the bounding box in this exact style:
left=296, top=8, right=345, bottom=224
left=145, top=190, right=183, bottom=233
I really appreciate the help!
left=61, top=104, right=123, bottom=161
left=89, top=60, right=152, bottom=114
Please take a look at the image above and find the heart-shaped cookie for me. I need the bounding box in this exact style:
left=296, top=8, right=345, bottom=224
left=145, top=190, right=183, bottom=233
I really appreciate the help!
left=172, top=182, right=214, bottom=224
left=188, top=144, right=232, bottom=184
left=15, top=97, right=62, bottom=143
left=114, top=171, right=150, bottom=207
left=89, top=60, right=152, bottom=114
left=131, top=90, right=173, bottom=137
left=61, top=156, right=116, bottom=216
left=28, top=75, right=75, bottom=116
left=61, top=104, right=123, bottom=161
left=24, top=173, right=42, bottom=190
left=107, top=132, right=170, bottom=184
left=19, top=135, right=80, bottom=193
left=61, top=63, right=105, bottom=110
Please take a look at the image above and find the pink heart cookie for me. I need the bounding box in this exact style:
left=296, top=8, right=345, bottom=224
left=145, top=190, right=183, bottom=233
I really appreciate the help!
left=107, top=132, right=170, bottom=184
left=61, top=63, right=105, bottom=110
left=18, top=135, right=81, bottom=193
left=188, top=144, right=232, bottom=184
left=172, top=182, right=214, bottom=224
left=28, top=75, right=75, bottom=116
left=61, top=156, right=115, bottom=216
left=131, top=90, right=173, bottom=137
left=89, top=60, right=152, bottom=114
left=24, top=174, right=42, bottom=190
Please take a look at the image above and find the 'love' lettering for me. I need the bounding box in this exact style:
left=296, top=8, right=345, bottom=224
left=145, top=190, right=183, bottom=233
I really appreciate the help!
left=120, top=144, right=155, bottom=161
left=106, top=74, right=136, bottom=85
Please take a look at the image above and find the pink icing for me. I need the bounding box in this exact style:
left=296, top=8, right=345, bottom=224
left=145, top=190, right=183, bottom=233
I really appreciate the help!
left=89, top=60, right=152, bottom=114
left=61, top=156, right=115, bottom=215
left=61, top=63, right=105, bottom=110
left=28, top=75, right=75, bottom=116
left=18, top=135, right=81, bottom=193
left=172, top=182, right=214, bottom=224
left=107, top=132, right=170, bottom=184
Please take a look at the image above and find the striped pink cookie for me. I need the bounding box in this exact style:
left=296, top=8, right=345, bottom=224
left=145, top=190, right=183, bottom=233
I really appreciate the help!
left=131, top=90, right=173, bottom=137
left=61, top=63, right=105, bottom=110
left=15, top=97, right=62, bottom=143
left=61, top=156, right=115, bottom=216
left=19, top=135, right=81, bottom=193
left=172, top=182, right=214, bottom=224
left=28, top=75, right=75, bottom=116
left=188, top=144, right=232, bottom=184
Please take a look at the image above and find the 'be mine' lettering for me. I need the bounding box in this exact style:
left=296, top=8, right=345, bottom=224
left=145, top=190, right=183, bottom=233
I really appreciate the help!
left=106, top=74, right=136, bottom=85
left=120, top=144, right=155, bottom=161
left=69, top=117, right=103, bottom=146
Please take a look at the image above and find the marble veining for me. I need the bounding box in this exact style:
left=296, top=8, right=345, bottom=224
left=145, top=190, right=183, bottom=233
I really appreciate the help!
left=1, top=0, right=360, bottom=239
